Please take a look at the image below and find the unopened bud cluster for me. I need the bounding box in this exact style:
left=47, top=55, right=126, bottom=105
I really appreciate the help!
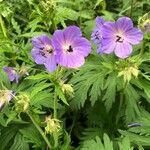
left=15, top=93, right=30, bottom=113
left=116, top=58, right=140, bottom=83
left=138, top=12, right=150, bottom=33
left=45, top=116, right=61, bottom=134
left=60, top=81, right=74, bottom=96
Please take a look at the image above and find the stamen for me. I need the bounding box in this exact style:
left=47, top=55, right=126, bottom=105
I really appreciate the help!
left=45, top=45, right=53, bottom=54
left=40, top=50, right=46, bottom=58
left=116, top=35, right=123, bottom=43
left=47, top=48, right=53, bottom=54
left=67, top=45, right=73, bottom=52
left=95, top=31, right=99, bottom=38
left=39, top=45, right=53, bottom=58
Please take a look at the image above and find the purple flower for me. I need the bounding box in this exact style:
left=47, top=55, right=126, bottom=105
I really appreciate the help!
left=3, top=67, right=19, bottom=83
left=31, top=35, right=57, bottom=72
left=51, top=26, right=91, bottom=68
left=100, top=17, right=143, bottom=58
left=91, top=17, right=105, bottom=45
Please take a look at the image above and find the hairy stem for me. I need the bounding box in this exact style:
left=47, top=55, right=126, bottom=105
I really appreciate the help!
left=54, top=91, right=57, bottom=119
left=27, top=112, right=51, bottom=149
left=53, top=88, right=58, bottom=148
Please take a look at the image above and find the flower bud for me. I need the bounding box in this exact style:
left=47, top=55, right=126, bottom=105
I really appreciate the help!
left=116, top=58, right=140, bottom=83
left=45, top=116, right=61, bottom=134
left=60, top=81, right=74, bottom=96
left=19, top=66, right=29, bottom=76
left=15, top=93, right=30, bottom=113
left=118, top=66, right=139, bottom=83
left=41, top=0, right=56, bottom=12
left=0, top=90, right=13, bottom=109
left=138, top=12, right=150, bottom=33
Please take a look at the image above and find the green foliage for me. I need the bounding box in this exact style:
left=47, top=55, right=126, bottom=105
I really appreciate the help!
left=70, top=55, right=114, bottom=109
left=119, top=109, right=150, bottom=147
left=118, top=136, right=133, bottom=150
left=80, top=134, right=133, bottom=150
left=0, top=125, right=18, bottom=150
left=9, top=133, right=29, bottom=150
left=102, top=73, right=117, bottom=112
left=20, top=125, right=46, bottom=148
left=124, top=84, right=141, bottom=122
left=80, top=136, right=110, bottom=150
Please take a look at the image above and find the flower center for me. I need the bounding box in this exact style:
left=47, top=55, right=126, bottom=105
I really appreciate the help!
left=63, top=44, right=73, bottom=53
left=67, top=45, right=73, bottom=52
left=40, top=45, right=53, bottom=57
left=116, top=35, right=124, bottom=43
left=95, top=30, right=101, bottom=40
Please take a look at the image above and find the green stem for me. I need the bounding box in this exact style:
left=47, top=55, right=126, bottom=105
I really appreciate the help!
left=54, top=91, right=57, bottom=118
left=116, top=82, right=127, bottom=124
left=0, top=15, right=7, bottom=38
left=139, top=41, right=145, bottom=57
left=53, top=88, right=58, bottom=148
left=69, top=113, right=76, bottom=135
left=116, top=92, right=124, bottom=124
left=27, top=112, right=51, bottom=149
left=52, top=18, right=57, bottom=31
left=130, top=0, right=134, bottom=18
